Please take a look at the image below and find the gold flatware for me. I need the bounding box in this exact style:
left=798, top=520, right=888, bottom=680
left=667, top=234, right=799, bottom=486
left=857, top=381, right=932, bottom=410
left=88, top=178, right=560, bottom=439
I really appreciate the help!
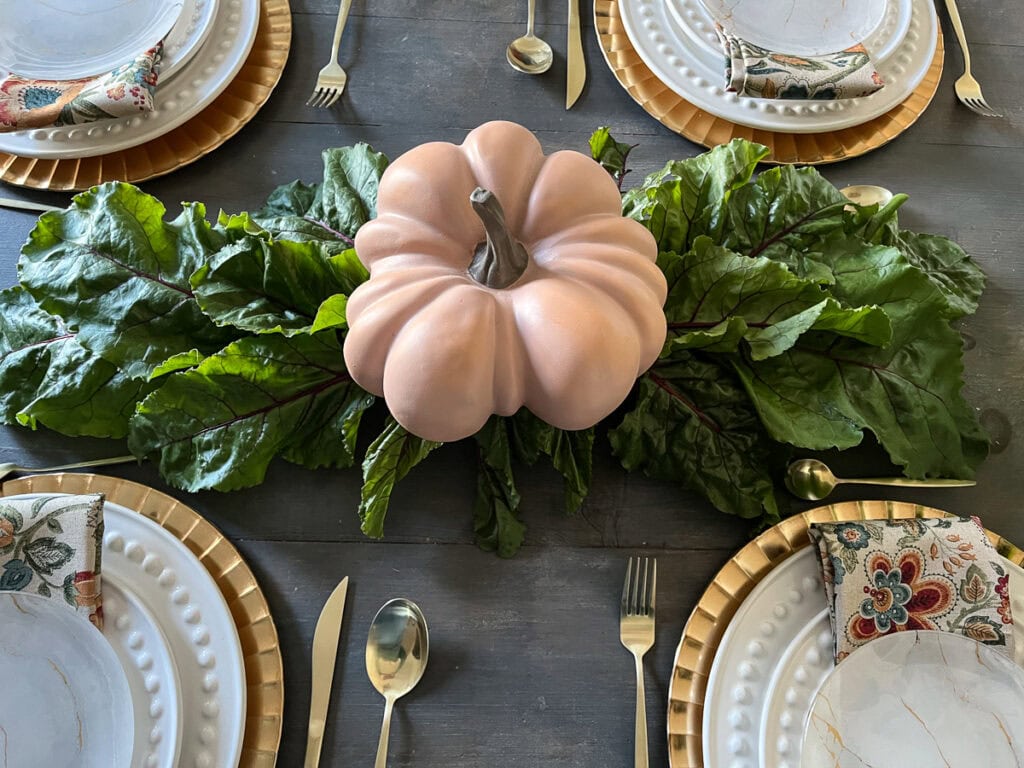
left=566, top=0, right=585, bottom=108
left=307, top=0, right=354, bottom=108
left=620, top=556, right=656, bottom=768
left=785, top=458, right=977, bottom=501
left=0, top=197, right=61, bottom=213
left=304, top=576, right=350, bottom=768
left=366, top=598, right=429, bottom=768
left=507, top=0, right=553, bottom=75
left=942, top=0, right=1002, bottom=117
left=0, top=455, right=137, bottom=482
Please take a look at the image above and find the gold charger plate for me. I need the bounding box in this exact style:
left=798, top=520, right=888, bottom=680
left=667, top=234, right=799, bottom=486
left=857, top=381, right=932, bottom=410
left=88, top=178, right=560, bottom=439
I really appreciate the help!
left=0, top=0, right=291, bottom=191
left=595, top=0, right=944, bottom=164
left=2, top=473, right=284, bottom=768
left=668, top=499, right=1024, bottom=768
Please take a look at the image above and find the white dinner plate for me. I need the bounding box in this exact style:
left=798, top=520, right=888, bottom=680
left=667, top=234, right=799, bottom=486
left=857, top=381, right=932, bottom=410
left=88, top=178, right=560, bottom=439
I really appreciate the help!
left=9, top=494, right=248, bottom=768
left=698, top=0, right=890, bottom=56
left=618, top=0, right=937, bottom=133
left=0, top=591, right=135, bottom=768
left=103, top=573, right=184, bottom=768
left=802, top=631, right=1024, bottom=767
left=0, top=0, right=184, bottom=80
left=0, top=0, right=259, bottom=159
left=702, top=546, right=1024, bottom=768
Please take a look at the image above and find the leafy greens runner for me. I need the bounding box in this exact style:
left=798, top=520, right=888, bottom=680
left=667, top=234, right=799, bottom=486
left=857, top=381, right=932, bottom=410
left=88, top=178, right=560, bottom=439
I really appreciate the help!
left=0, top=134, right=986, bottom=556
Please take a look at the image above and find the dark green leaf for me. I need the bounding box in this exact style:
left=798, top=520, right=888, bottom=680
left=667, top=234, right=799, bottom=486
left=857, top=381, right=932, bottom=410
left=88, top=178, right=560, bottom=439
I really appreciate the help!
left=609, top=354, right=781, bottom=522
left=47, top=518, right=63, bottom=534
left=589, top=126, right=635, bottom=188
left=0, top=287, right=153, bottom=438
left=0, top=560, right=31, bottom=590
left=473, top=417, right=525, bottom=557
left=192, top=235, right=366, bottom=336
left=148, top=350, right=206, bottom=380
left=661, top=240, right=891, bottom=360
left=24, top=537, right=74, bottom=575
left=623, top=138, right=768, bottom=252
left=129, top=332, right=370, bottom=491
left=359, top=416, right=441, bottom=538
left=734, top=241, right=987, bottom=476
left=18, top=183, right=236, bottom=379
left=257, top=179, right=319, bottom=218
left=508, top=410, right=594, bottom=514
left=308, top=144, right=389, bottom=238
left=892, top=231, right=985, bottom=319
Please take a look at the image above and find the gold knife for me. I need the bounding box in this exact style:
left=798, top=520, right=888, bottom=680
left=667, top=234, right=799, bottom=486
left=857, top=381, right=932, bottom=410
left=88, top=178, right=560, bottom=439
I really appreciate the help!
left=304, top=576, right=350, bottom=768
left=566, top=0, right=585, bottom=109
left=0, top=197, right=61, bottom=213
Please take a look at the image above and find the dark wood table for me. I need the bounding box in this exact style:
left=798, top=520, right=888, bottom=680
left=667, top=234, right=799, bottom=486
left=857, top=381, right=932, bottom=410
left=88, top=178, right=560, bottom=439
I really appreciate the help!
left=1, top=1, right=1022, bottom=764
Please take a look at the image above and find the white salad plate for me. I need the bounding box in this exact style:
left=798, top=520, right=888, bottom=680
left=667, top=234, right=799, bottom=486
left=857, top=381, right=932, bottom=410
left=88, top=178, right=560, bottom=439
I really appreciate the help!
left=0, top=590, right=135, bottom=768
left=0, top=0, right=259, bottom=159
left=9, top=493, right=248, bottom=768
left=801, top=630, right=1024, bottom=767
left=0, top=0, right=184, bottom=80
left=162, top=0, right=222, bottom=81
left=702, top=546, right=1024, bottom=768
left=618, top=0, right=937, bottom=133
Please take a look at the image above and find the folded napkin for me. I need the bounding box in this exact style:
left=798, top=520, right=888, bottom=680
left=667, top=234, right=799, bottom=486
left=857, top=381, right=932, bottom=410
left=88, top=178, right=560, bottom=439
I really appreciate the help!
left=0, top=493, right=104, bottom=629
left=0, top=44, right=162, bottom=133
left=810, top=517, right=1013, bottom=663
left=715, top=25, right=884, bottom=100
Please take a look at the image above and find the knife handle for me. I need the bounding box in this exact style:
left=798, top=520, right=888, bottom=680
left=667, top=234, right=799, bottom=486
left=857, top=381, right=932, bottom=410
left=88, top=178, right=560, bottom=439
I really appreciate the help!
left=304, top=720, right=326, bottom=768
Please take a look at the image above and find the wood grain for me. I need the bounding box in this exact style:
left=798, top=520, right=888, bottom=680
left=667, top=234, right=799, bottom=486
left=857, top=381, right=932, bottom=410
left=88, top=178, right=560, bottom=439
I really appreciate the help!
left=0, top=0, right=1022, bottom=764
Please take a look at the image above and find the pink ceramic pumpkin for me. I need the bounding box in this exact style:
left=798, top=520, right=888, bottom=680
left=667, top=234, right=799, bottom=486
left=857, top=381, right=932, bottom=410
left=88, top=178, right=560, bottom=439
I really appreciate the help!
left=344, top=121, right=667, bottom=442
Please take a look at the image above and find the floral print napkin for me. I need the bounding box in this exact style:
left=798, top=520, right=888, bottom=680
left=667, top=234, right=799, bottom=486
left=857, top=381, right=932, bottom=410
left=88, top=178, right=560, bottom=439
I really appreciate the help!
left=809, top=517, right=1013, bottom=663
left=0, top=44, right=161, bottom=133
left=715, top=25, right=884, bottom=100
left=0, top=494, right=104, bottom=629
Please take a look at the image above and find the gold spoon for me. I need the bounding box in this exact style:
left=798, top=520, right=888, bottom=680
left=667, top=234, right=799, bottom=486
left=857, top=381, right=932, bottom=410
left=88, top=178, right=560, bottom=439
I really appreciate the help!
left=785, top=458, right=976, bottom=501
left=506, top=0, right=553, bottom=74
left=366, top=598, right=429, bottom=768
left=0, top=455, right=138, bottom=482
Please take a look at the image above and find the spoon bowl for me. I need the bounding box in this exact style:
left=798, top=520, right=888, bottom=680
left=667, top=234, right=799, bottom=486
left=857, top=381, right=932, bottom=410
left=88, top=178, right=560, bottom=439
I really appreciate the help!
left=366, top=598, right=429, bottom=768
left=507, top=0, right=553, bottom=74
left=785, top=458, right=977, bottom=501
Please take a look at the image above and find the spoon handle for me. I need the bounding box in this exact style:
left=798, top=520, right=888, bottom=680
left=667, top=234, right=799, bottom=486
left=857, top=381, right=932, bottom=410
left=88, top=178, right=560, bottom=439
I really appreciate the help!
left=838, top=477, right=977, bottom=489
left=374, top=697, right=395, bottom=768
left=526, top=0, right=537, bottom=36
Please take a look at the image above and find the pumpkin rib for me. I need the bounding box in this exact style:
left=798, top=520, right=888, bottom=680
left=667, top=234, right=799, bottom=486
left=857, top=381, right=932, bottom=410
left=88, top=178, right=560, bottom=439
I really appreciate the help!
left=356, top=213, right=481, bottom=270
left=345, top=273, right=471, bottom=395
left=511, top=276, right=642, bottom=431
left=382, top=285, right=502, bottom=442
left=539, top=258, right=667, bottom=373
left=461, top=121, right=548, bottom=235
left=518, top=150, right=625, bottom=245
left=528, top=216, right=659, bottom=261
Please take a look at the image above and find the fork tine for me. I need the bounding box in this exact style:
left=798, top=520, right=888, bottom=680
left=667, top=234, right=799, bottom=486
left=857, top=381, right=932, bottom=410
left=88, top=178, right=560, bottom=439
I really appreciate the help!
left=650, top=558, right=657, bottom=613
left=640, top=557, right=649, bottom=615
left=305, top=90, right=318, bottom=107
left=325, top=89, right=343, bottom=108
left=621, top=556, right=633, bottom=612
left=631, top=556, right=641, bottom=616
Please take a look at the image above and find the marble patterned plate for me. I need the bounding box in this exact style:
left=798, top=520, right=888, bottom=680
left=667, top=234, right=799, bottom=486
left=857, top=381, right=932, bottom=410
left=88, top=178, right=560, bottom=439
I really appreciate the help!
left=8, top=494, right=248, bottom=768
left=802, top=631, right=1024, bottom=766
left=0, top=591, right=135, bottom=767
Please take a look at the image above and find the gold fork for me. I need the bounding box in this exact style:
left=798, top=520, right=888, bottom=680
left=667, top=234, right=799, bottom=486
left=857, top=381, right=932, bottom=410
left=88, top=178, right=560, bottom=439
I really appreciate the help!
left=307, top=0, right=354, bottom=108
left=943, top=0, right=1002, bottom=117
left=620, top=556, right=656, bottom=768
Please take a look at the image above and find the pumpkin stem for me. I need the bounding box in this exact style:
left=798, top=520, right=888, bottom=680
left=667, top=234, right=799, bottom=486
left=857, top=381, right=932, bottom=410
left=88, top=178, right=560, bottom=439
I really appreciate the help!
left=468, top=187, right=530, bottom=289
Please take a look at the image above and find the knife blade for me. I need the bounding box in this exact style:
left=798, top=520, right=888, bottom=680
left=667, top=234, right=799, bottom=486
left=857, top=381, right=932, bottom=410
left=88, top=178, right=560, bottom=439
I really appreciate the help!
left=0, top=197, right=61, bottom=213
left=566, top=0, right=585, bottom=108
left=304, top=576, right=349, bottom=768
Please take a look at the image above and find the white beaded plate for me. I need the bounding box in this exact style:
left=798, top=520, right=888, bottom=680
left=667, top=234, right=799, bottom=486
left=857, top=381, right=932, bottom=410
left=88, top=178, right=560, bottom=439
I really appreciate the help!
left=9, top=494, right=247, bottom=768
left=162, top=0, right=221, bottom=82
left=702, top=547, right=1024, bottom=768
left=103, top=574, right=184, bottom=768
left=618, top=0, right=937, bottom=133
left=0, top=0, right=258, bottom=159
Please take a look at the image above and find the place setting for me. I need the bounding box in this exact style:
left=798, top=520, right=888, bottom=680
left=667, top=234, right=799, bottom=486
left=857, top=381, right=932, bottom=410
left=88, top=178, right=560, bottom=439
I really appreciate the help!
left=0, top=0, right=291, bottom=190
left=595, top=0, right=1001, bottom=162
